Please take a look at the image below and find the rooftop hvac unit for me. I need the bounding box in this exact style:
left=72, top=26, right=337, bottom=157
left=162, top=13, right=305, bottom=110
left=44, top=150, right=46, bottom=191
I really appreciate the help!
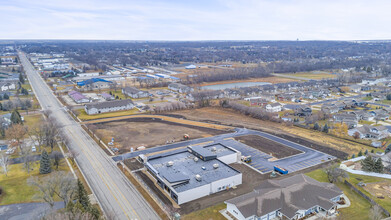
left=202, top=166, right=206, bottom=170
left=213, top=163, right=219, bottom=169
left=167, top=161, right=174, bottom=167
left=212, top=147, right=217, bottom=152
left=195, top=174, right=202, bottom=181
left=194, top=157, right=199, bottom=162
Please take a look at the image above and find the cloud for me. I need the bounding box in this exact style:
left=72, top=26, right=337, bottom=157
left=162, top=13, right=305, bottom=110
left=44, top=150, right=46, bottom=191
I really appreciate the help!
left=0, top=0, right=390, bottom=40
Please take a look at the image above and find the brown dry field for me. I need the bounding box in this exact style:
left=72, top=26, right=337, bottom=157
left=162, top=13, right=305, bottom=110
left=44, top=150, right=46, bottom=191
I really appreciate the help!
left=88, top=118, right=228, bottom=154
left=170, top=107, right=369, bottom=157
left=364, top=181, right=391, bottom=199
left=190, top=76, right=296, bottom=87
left=235, top=135, right=302, bottom=159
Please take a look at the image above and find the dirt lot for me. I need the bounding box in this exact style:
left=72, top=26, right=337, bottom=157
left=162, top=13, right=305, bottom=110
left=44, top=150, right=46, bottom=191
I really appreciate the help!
left=235, top=135, right=302, bottom=159
left=171, top=107, right=355, bottom=159
left=88, top=117, right=228, bottom=154
left=364, top=181, right=391, bottom=199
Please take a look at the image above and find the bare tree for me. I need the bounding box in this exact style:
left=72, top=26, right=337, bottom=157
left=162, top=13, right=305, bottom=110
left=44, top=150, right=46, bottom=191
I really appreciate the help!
left=20, top=143, right=33, bottom=173
left=5, top=124, right=28, bottom=152
left=51, top=151, right=62, bottom=170
left=0, top=152, right=10, bottom=176
left=324, top=164, right=348, bottom=183
left=369, top=205, right=382, bottom=220
left=43, top=118, right=60, bottom=152
left=28, top=171, right=77, bottom=208
left=42, top=209, right=95, bottom=220
left=28, top=124, right=46, bottom=152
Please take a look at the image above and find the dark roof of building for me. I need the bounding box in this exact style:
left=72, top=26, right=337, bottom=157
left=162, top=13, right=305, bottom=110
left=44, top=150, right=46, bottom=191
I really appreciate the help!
left=85, top=99, right=133, bottom=110
left=226, top=174, right=342, bottom=218
left=122, top=86, right=148, bottom=95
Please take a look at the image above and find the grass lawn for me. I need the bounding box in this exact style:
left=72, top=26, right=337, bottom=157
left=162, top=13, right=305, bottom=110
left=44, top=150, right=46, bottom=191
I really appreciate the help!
left=76, top=108, right=141, bottom=120
left=182, top=203, right=226, bottom=220
left=290, top=72, right=336, bottom=79
left=306, top=169, right=373, bottom=220
left=380, top=100, right=391, bottom=105
left=0, top=158, right=70, bottom=205
left=23, top=113, right=44, bottom=129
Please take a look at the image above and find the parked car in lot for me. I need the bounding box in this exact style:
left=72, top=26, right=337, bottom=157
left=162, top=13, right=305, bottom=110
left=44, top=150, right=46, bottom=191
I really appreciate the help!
left=31, top=146, right=37, bottom=152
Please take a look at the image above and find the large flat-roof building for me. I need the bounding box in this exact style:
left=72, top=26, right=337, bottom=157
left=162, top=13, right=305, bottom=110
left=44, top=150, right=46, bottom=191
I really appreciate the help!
left=141, top=143, right=242, bottom=204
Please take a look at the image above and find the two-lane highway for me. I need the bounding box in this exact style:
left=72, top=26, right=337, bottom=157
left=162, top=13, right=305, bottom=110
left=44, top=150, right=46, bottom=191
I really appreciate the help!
left=19, top=52, right=159, bottom=220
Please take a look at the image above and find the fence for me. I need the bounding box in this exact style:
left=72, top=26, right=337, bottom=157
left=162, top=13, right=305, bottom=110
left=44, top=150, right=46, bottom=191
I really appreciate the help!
left=344, top=180, right=390, bottom=216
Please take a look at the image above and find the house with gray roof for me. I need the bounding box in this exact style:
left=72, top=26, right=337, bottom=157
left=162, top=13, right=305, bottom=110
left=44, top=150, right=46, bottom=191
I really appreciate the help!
left=348, top=124, right=389, bottom=140
left=168, top=83, right=193, bottom=93
left=84, top=99, right=134, bottom=115
left=225, top=174, right=343, bottom=220
left=122, top=86, right=150, bottom=99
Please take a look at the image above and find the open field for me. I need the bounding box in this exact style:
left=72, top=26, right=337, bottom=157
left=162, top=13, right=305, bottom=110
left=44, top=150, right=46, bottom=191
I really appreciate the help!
left=191, top=76, right=297, bottom=87
left=306, top=169, right=373, bottom=220
left=88, top=117, right=229, bottom=154
left=235, top=135, right=302, bottom=159
left=282, top=71, right=337, bottom=80
left=0, top=158, right=70, bottom=205
left=23, top=113, right=43, bottom=129
left=75, top=108, right=141, bottom=120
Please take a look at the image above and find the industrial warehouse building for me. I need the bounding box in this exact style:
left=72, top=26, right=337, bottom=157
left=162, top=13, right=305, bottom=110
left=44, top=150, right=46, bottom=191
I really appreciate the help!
left=140, top=143, right=242, bottom=205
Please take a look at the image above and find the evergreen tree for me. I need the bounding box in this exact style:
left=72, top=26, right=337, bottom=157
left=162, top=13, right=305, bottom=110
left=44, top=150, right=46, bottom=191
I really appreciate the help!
left=364, top=149, right=368, bottom=155
left=3, top=93, right=9, bottom=100
left=371, top=149, right=375, bottom=153
left=39, top=150, right=52, bottom=174
left=323, top=124, right=329, bottom=133
left=76, top=179, right=90, bottom=210
left=386, top=145, right=391, bottom=154
left=374, top=158, right=384, bottom=173
left=10, top=110, right=22, bottom=124
left=313, top=123, right=320, bottom=131
left=352, top=154, right=355, bottom=159
left=19, top=73, right=25, bottom=84
left=0, top=95, right=3, bottom=101
left=361, top=155, right=375, bottom=172
left=358, top=150, right=363, bottom=157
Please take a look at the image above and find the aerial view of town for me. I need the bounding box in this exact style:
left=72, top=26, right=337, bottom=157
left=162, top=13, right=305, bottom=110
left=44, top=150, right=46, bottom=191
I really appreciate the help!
left=1, top=1, right=391, bottom=220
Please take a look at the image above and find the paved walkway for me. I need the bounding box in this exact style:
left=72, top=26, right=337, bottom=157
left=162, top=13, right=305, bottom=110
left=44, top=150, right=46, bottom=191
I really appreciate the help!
left=0, top=202, right=64, bottom=220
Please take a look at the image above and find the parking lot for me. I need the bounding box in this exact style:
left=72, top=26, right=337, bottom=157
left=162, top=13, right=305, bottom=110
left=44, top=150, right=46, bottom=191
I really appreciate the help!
left=115, top=127, right=335, bottom=175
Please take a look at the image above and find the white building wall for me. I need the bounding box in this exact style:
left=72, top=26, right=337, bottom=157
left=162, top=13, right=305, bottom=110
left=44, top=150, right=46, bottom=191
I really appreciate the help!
left=177, top=184, right=210, bottom=204
left=210, top=173, right=242, bottom=194
left=218, top=153, right=237, bottom=164
left=226, top=203, right=246, bottom=220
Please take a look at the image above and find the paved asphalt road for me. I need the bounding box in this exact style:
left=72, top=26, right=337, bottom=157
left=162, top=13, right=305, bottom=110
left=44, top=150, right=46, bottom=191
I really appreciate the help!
left=115, top=128, right=334, bottom=174
left=19, top=52, right=159, bottom=220
left=0, top=201, right=64, bottom=220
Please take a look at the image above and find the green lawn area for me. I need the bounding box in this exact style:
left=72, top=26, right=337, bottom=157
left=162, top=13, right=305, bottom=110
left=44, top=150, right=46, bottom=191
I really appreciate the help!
left=306, top=169, right=373, bottom=220
left=76, top=108, right=141, bottom=121
left=362, top=96, right=373, bottom=101
left=0, top=158, right=70, bottom=205
left=182, top=203, right=226, bottom=220
left=290, top=72, right=336, bottom=79
left=23, top=113, right=43, bottom=129
left=380, top=100, right=391, bottom=105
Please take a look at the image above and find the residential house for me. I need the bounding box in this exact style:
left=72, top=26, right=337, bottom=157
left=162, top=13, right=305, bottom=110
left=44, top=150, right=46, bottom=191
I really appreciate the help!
left=100, top=92, right=114, bottom=101
left=265, top=103, right=282, bottom=112
left=68, top=91, right=90, bottom=104
left=348, top=125, right=390, bottom=140
left=248, top=98, right=268, bottom=107
left=295, top=105, right=312, bottom=117
left=122, top=86, right=150, bottom=99
left=0, top=82, right=16, bottom=91
left=84, top=99, right=134, bottom=115
left=321, top=104, right=340, bottom=114
left=349, top=85, right=361, bottom=93
left=225, top=174, right=343, bottom=220
left=333, top=113, right=358, bottom=128
left=168, top=83, right=193, bottom=93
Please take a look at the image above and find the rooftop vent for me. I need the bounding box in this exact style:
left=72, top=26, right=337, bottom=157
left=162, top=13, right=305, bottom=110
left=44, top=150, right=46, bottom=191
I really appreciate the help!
left=211, top=147, right=217, bottom=152
left=213, top=163, right=219, bottom=169
left=194, top=157, right=199, bottom=162
left=167, top=161, right=174, bottom=167
left=195, top=174, right=202, bottom=181
left=202, top=166, right=206, bottom=170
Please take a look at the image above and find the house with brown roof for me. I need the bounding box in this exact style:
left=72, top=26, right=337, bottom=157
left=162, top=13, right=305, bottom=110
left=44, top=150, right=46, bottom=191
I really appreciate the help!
left=225, top=174, right=343, bottom=220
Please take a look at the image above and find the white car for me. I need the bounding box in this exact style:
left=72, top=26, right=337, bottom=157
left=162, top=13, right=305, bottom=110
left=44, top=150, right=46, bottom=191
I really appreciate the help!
left=6, top=148, right=14, bottom=155
left=31, top=146, right=37, bottom=152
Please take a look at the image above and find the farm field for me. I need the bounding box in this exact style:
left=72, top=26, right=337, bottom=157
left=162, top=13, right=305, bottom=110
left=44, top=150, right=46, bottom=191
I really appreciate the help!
left=88, top=117, right=228, bottom=154
left=235, top=135, right=302, bottom=159
left=191, top=76, right=297, bottom=87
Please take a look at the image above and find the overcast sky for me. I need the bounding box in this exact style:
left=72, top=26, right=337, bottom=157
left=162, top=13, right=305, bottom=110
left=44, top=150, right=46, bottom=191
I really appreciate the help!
left=1, top=0, right=390, bottom=41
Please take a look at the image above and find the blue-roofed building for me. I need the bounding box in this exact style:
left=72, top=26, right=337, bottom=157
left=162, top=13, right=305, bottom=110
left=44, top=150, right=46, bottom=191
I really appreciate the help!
left=77, top=78, right=113, bottom=90
left=141, top=143, right=242, bottom=204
